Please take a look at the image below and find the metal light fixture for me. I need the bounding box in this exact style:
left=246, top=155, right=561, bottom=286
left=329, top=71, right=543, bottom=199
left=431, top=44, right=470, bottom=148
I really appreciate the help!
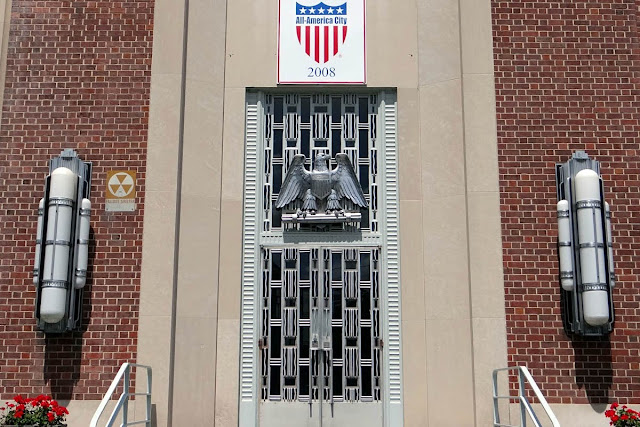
left=555, top=151, right=615, bottom=336
left=33, top=149, right=92, bottom=333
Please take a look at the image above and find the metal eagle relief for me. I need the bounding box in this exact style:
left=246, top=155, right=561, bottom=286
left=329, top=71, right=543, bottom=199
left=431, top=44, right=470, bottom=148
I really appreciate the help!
left=276, top=153, right=367, bottom=224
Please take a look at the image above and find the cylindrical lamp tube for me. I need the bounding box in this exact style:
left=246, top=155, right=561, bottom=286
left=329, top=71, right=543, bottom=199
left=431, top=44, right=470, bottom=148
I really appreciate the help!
left=557, top=200, right=574, bottom=291
left=74, top=198, right=91, bottom=289
left=40, top=167, right=77, bottom=324
left=575, top=168, right=608, bottom=326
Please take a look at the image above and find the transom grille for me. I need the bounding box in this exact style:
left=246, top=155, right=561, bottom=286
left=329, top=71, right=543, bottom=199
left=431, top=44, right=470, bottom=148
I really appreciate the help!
left=262, top=94, right=380, bottom=232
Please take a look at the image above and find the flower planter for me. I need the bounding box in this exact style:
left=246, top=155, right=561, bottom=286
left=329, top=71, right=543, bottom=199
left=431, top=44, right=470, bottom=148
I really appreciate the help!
left=1, top=395, right=69, bottom=427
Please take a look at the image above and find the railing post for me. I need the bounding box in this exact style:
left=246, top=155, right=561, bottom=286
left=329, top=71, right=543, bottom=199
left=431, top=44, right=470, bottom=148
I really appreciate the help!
left=492, top=367, right=560, bottom=427
left=493, top=370, right=501, bottom=426
left=123, top=366, right=130, bottom=426
left=146, top=368, right=153, bottom=426
left=518, top=369, right=527, bottom=427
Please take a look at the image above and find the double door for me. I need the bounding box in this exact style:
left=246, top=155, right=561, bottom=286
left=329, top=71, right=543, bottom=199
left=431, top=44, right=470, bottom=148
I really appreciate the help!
left=259, top=246, right=383, bottom=426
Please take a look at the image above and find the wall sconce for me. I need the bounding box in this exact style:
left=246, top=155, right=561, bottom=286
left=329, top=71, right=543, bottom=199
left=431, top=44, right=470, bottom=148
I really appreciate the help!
left=555, top=151, right=614, bottom=336
left=33, top=149, right=92, bottom=333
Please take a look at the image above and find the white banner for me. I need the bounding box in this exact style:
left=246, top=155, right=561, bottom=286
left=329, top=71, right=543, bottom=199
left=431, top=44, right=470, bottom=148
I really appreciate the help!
left=278, top=0, right=366, bottom=84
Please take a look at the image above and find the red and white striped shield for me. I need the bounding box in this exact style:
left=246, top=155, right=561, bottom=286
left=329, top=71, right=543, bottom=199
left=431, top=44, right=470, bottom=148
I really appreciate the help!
left=295, top=2, right=348, bottom=64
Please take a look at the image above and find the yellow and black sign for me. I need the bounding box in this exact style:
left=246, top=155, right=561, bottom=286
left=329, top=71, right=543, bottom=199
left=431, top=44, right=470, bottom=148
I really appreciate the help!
left=105, top=170, right=136, bottom=212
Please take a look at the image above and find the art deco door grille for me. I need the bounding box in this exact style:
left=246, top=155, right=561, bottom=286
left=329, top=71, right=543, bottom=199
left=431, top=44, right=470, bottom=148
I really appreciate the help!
left=261, top=94, right=380, bottom=232
left=242, top=91, right=400, bottom=427
left=260, top=247, right=382, bottom=405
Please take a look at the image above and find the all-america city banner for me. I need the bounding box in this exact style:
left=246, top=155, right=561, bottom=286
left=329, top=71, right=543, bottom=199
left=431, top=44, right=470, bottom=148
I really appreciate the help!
left=278, top=0, right=366, bottom=84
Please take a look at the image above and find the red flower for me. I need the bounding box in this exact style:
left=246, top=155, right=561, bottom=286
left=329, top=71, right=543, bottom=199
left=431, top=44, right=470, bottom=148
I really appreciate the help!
left=2, top=394, right=69, bottom=424
left=621, top=414, right=629, bottom=420
left=611, top=415, right=619, bottom=422
left=605, top=409, right=615, bottom=417
left=611, top=402, right=619, bottom=409
left=54, top=406, right=69, bottom=416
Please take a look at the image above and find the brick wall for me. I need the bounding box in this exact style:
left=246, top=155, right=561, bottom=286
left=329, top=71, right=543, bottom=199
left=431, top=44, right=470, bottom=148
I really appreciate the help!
left=493, top=0, right=640, bottom=403
left=0, top=0, right=153, bottom=400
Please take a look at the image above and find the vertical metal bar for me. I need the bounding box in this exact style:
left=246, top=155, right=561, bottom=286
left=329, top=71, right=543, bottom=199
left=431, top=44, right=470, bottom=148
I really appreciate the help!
left=309, top=349, right=313, bottom=418
left=318, top=252, right=325, bottom=426
left=319, top=348, right=324, bottom=424
left=591, top=206, right=602, bottom=282
left=492, top=370, right=500, bottom=426
left=518, top=369, right=526, bottom=427
left=310, top=306, right=317, bottom=418
left=146, top=367, right=153, bottom=426
left=123, top=366, right=130, bottom=426
left=329, top=276, right=334, bottom=417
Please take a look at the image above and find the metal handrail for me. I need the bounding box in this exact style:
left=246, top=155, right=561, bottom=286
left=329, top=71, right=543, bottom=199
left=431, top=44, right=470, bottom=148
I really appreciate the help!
left=493, top=366, right=560, bottom=427
left=90, top=363, right=152, bottom=427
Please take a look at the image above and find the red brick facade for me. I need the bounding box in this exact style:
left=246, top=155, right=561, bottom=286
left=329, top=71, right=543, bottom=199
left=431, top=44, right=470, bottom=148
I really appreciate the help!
left=0, top=1, right=153, bottom=399
left=493, top=0, right=640, bottom=403
left=1, top=0, right=638, bottom=410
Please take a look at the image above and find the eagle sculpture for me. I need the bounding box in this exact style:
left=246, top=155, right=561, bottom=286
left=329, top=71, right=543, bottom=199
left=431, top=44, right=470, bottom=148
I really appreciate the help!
left=276, top=153, right=368, bottom=216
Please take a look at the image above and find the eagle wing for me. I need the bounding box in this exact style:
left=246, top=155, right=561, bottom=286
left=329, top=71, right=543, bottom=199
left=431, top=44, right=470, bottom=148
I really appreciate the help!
left=331, top=153, right=368, bottom=208
left=275, top=154, right=311, bottom=208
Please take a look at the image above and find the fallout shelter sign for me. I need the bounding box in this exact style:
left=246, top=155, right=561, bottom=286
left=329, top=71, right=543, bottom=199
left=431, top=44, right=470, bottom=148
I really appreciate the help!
left=278, top=0, right=366, bottom=84
left=105, top=170, right=136, bottom=212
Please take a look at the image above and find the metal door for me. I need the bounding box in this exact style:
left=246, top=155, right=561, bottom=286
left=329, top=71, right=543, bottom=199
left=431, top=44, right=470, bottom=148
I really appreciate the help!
left=259, top=247, right=383, bottom=427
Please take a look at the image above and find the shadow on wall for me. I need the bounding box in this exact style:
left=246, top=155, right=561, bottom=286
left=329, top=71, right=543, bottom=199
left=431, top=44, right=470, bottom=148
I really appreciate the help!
left=43, top=333, right=84, bottom=400
left=43, top=227, right=96, bottom=400
left=573, top=337, right=612, bottom=404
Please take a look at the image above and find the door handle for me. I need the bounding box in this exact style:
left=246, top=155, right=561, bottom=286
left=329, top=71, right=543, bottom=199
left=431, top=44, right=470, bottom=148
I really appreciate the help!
left=322, top=305, right=331, bottom=350
left=258, top=337, right=268, bottom=350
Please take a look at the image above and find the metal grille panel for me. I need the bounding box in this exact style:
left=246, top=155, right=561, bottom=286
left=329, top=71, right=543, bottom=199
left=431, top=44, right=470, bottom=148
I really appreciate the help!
left=260, top=247, right=382, bottom=403
left=262, top=94, right=379, bottom=232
